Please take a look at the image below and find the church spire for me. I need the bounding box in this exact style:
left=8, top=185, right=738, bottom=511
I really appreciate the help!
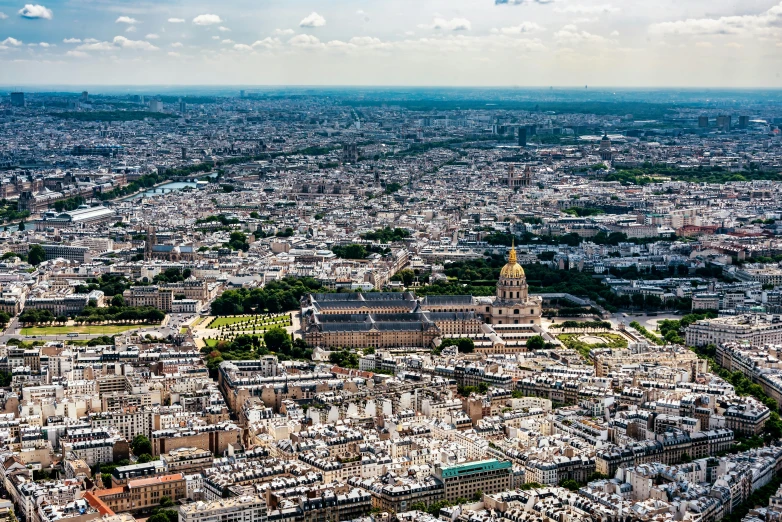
left=508, top=238, right=517, bottom=265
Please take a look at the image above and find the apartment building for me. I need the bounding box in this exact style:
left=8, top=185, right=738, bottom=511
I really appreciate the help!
left=685, top=314, right=782, bottom=347
left=179, top=496, right=267, bottom=522
left=433, top=459, right=512, bottom=502
left=93, top=473, right=187, bottom=513
left=122, top=286, right=174, bottom=312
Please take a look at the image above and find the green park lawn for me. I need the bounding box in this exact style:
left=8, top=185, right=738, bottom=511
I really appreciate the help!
left=209, top=314, right=290, bottom=329
left=20, top=324, right=152, bottom=336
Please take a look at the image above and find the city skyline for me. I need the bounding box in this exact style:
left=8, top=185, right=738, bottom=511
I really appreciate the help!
left=0, top=0, right=781, bottom=87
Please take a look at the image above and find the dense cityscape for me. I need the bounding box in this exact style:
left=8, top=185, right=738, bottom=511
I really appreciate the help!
left=0, top=80, right=781, bottom=522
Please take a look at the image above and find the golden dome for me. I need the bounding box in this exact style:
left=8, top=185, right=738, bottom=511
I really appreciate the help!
left=499, top=242, right=525, bottom=279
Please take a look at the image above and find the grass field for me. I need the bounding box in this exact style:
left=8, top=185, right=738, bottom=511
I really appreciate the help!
left=209, top=314, right=290, bottom=329
left=21, top=324, right=154, bottom=336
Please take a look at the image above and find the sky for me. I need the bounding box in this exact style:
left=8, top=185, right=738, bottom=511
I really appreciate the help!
left=0, top=0, right=781, bottom=87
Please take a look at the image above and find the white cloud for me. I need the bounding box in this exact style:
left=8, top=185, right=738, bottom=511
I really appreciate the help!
left=233, top=43, right=253, bottom=52
left=83, top=38, right=98, bottom=43
left=193, top=14, right=223, bottom=26
left=218, top=26, right=231, bottom=32
left=115, top=16, right=138, bottom=24
left=419, top=17, right=472, bottom=31
left=168, top=18, right=185, bottom=23
left=251, top=37, right=281, bottom=49
left=221, top=39, right=234, bottom=44
left=146, top=34, right=159, bottom=39
left=2, top=37, right=22, bottom=46
left=325, top=36, right=387, bottom=52
left=125, top=26, right=137, bottom=33
left=496, top=22, right=545, bottom=34
left=171, top=42, right=183, bottom=48
left=211, top=35, right=220, bottom=40
left=695, top=41, right=713, bottom=48
left=38, top=42, right=50, bottom=47
left=299, top=12, right=326, bottom=28
left=63, top=37, right=81, bottom=43
left=167, top=51, right=180, bottom=57
left=289, top=34, right=324, bottom=49
left=554, top=24, right=614, bottom=45
left=649, top=2, right=782, bottom=37
left=0, top=12, right=7, bottom=20
left=76, top=40, right=114, bottom=51
left=113, top=35, right=159, bottom=51
left=273, top=28, right=294, bottom=36
left=555, top=4, right=619, bottom=14
left=725, top=42, right=744, bottom=48
left=65, top=50, right=87, bottom=58
left=18, top=4, right=53, bottom=20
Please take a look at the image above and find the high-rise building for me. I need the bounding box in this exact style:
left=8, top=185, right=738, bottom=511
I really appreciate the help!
left=10, top=92, right=25, bottom=107
left=717, top=115, right=732, bottom=131
left=81, top=91, right=89, bottom=102
left=698, top=116, right=709, bottom=128
left=518, top=127, right=527, bottom=147
left=179, top=98, right=186, bottom=114
left=148, top=99, right=164, bottom=113
left=739, top=116, right=750, bottom=129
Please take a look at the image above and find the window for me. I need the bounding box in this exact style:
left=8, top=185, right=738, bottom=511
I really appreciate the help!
left=513, top=309, right=519, bottom=315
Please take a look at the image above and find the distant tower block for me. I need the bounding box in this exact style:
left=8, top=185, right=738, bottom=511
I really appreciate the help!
left=181, top=147, right=187, bottom=160
left=10, top=92, right=25, bottom=107
left=698, top=116, right=709, bottom=128
left=518, top=127, right=527, bottom=147
left=341, top=143, right=359, bottom=164
left=599, top=134, right=613, bottom=162
left=739, top=116, right=749, bottom=129
left=506, top=165, right=532, bottom=189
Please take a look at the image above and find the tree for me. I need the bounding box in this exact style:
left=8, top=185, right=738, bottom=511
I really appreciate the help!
left=559, top=478, right=581, bottom=491
left=526, top=335, right=545, bottom=351
left=131, top=435, right=152, bottom=456
left=137, top=453, right=154, bottom=463
left=159, top=496, right=175, bottom=508
left=631, top=293, right=645, bottom=309
left=394, top=269, right=415, bottom=286
left=111, top=294, right=126, bottom=307
left=28, top=244, right=46, bottom=266
left=264, top=327, right=292, bottom=354
left=148, top=511, right=178, bottom=522
left=457, top=338, right=475, bottom=353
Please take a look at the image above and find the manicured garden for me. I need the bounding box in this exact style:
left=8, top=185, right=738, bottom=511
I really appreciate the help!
left=207, top=313, right=291, bottom=331
left=557, top=332, right=628, bottom=360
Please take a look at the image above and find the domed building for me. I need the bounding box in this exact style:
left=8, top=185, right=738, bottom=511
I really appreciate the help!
left=489, top=243, right=542, bottom=325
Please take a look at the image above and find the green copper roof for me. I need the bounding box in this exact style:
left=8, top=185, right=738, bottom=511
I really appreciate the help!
left=439, top=459, right=511, bottom=479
